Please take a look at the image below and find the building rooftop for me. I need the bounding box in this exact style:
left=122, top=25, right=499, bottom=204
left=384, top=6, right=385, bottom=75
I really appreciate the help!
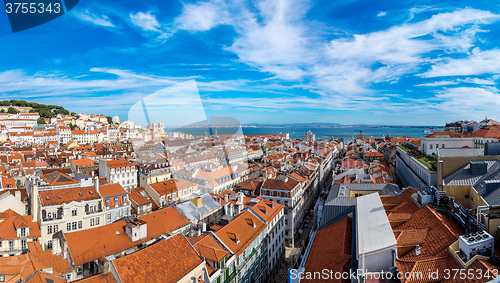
left=40, top=171, right=79, bottom=186
left=356, top=193, right=397, bottom=255
left=215, top=210, right=266, bottom=256
left=437, top=148, right=485, bottom=157
left=99, top=183, right=127, bottom=197
left=38, top=186, right=101, bottom=206
left=444, top=160, right=500, bottom=205
left=112, top=233, right=204, bottom=283
left=303, top=217, right=352, bottom=283
left=149, top=178, right=198, bottom=196
left=175, top=194, right=220, bottom=222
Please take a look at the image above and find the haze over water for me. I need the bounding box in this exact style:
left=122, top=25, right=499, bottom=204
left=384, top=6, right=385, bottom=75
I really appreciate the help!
left=169, top=126, right=427, bottom=140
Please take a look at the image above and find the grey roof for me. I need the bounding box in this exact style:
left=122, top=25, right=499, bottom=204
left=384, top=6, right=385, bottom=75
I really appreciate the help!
left=319, top=182, right=400, bottom=228
left=437, top=148, right=485, bottom=157
left=444, top=160, right=500, bottom=205
left=74, top=173, right=91, bottom=180
left=357, top=193, right=397, bottom=255
left=331, top=183, right=401, bottom=197
left=320, top=196, right=355, bottom=228
left=444, top=160, right=499, bottom=187
left=175, top=194, right=220, bottom=221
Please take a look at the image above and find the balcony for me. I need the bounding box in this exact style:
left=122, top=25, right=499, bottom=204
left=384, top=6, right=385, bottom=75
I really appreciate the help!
left=85, top=209, right=103, bottom=215
left=43, top=216, right=62, bottom=222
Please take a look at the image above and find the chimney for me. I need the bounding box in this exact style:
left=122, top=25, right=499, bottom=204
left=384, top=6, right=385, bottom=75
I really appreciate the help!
left=190, top=196, right=203, bottom=207
left=14, top=190, right=21, bottom=200
left=438, top=160, right=444, bottom=191
left=94, top=176, right=99, bottom=193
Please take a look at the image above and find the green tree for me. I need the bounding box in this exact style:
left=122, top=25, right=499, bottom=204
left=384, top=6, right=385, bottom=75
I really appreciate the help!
left=69, top=123, right=79, bottom=130
left=107, top=116, right=113, bottom=124
left=7, top=107, right=18, bottom=114
left=37, top=117, right=46, bottom=124
left=0, top=109, right=4, bottom=113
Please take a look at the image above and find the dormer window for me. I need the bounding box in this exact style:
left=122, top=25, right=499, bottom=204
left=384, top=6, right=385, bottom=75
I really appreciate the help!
left=245, top=218, right=256, bottom=228
left=20, top=228, right=26, bottom=237
left=227, top=232, right=240, bottom=244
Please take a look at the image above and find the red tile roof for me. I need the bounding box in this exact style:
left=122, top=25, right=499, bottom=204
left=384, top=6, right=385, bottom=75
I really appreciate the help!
left=303, top=217, right=352, bottom=283
left=0, top=215, right=40, bottom=240
left=65, top=206, right=190, bottom=265
left=149, top=178, right=197, bottom=196
left=382, top=188, right=500, bottom=283
left=99, top=183, right=127, bottom=197
left=425, top=131, right=464, bottom=138
left=39, top=186, right=101, bottom=206
left=105, top=159, right=135, bottom=169
left=215, top=210, right=266, bottom=256
left=112, top=233, right=203, bottom=283
left=189, top=234, right=229, bottom=262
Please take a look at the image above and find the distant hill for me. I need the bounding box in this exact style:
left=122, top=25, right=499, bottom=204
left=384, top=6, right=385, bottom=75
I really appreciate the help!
left=0, top=100, right=75, bottom=118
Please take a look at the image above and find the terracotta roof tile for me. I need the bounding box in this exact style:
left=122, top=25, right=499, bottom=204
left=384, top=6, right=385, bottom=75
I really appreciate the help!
left=98, top=183, right=126, bottom=197
left=39, top=186, right=101, bottom=206
left=112, top=233, right=203, bottom=283
left=303, top=217, right=352, bottom=283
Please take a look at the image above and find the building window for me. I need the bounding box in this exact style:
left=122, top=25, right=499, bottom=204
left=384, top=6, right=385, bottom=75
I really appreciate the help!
left=442, top=144, right=445, bottom=148
left=72, top=222, right=77, bottom=230
left=9, top=240, right=14, bottom=251
left=21, top=239, right=27, bottom=250
left=96, top=217, right=100, bottom=225
left=20, top=228, right=26, bottom=237
left=72, top=208, right=77, bottom=216
left=90, top=218, right=95, bottom=227
left=78, top=221, right=82, bottom=229
left=430, top=144, right=433, bottom=149
left=0, top=275, right=5, bottom=282
left=47, top=240, right=52, bottom=249
left=465, top=195, right=470, bottom=199
left=107, top=213, right=111, bottom=221
left=47, top=226, right=53, bottom=234
left=67, top=223, right=71, bottom=231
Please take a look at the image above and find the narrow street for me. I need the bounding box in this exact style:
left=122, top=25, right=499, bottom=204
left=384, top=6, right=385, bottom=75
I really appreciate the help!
left=269, top=154, right=339, bottom=283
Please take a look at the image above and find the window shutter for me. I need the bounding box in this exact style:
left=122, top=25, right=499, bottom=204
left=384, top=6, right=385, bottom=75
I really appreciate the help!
left=85, top=204, right=89, bottom=213
left=57, top=207, right=62, bottom=218
left=98, top=202, right=102, bottom=211
left=42, top=210, right=46, bottom=219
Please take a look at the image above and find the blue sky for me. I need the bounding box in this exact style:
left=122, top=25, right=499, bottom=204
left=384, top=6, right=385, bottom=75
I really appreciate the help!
left=1, top=0, right=500, bottom=126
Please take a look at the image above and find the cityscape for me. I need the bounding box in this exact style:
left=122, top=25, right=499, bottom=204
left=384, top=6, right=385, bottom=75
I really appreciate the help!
left=1, top=102, right=500, bottom=282
left=2, top=0, right=500, bottom=282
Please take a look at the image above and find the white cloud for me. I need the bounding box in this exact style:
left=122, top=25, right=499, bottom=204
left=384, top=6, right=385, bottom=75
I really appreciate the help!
left=421, top=48, right=500, bottom=77
left=459, top=77, right=496, bottom=85
left=432, top=86, right=500, bottom=116
left=175, top=1, right=228, bottom=31
left=174, top=4, right=499, bottom=98
left=377, top=11, right=386, bottom=17
left=129, top=12, right=161, bottom=32
left=416, top=81, right=459, bottom=86
left=73, top=9, right=115, bottom=27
